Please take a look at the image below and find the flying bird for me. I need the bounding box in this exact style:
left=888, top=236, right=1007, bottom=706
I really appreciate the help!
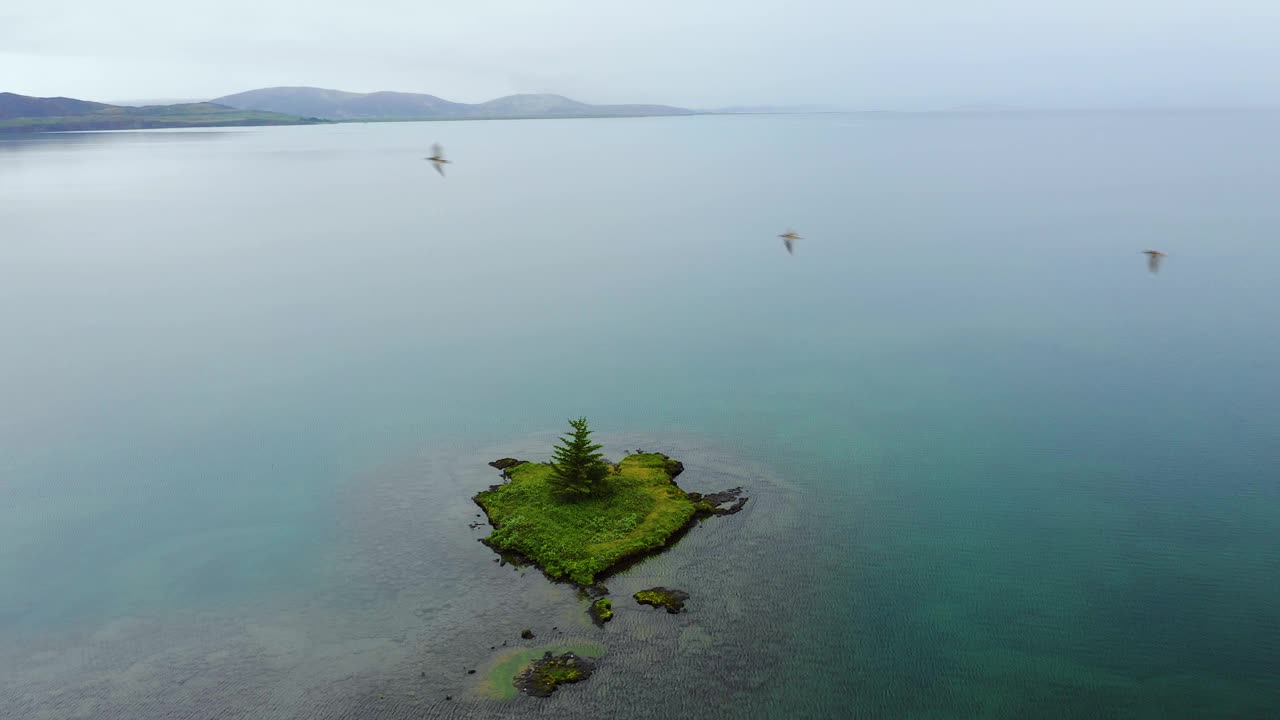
left=425, top=143, right=450, bottom=176
left=780, top=230, right=801, bottom=255
left=1142, top=250, right=1167, bottom=273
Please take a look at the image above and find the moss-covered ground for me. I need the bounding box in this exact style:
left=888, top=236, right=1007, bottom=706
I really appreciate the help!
left=474, top=453, right=696, bottom=585
left=514, top=652, right=595, bottom=696
left=477, top=643, right=604, bottom=700
left=634, top=587, right=690, bottom=613
left=589, top=598, right=614, bottom=624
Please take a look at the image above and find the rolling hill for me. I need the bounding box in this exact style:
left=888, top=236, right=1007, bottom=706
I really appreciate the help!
left=0, top=93, right=329, bottom=133
left=210, top=87, right=695, bottom=121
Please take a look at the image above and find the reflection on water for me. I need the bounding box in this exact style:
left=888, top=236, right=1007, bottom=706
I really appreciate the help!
left=0, top=128, right=237, bottom=155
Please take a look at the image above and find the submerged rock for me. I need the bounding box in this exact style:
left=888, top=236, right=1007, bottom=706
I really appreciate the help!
left=577, top=583, right=610, bottom=600
left=588, top=598, right=614, bottom=626
left=634, top=587, right=690, bottom=614
left=513, top=652, right=596, bottom=697
left=520, top=628, right=535, bottom=640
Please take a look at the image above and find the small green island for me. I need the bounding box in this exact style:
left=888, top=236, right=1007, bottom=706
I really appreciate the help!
left=588, top=598, right=614, bottom=625
left=634, top=587, right=690, bottom=614
left=471, top=418, right=747, bottom=698
left=512, top=651, right=596, bottom=697
left=474, top=418, right=744, bottom=587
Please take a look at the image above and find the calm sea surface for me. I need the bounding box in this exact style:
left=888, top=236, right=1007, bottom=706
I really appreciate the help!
left=1, top=112, right=1278, bottom=718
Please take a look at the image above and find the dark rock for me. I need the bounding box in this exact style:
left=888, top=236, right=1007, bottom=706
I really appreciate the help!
left=663, top=458, right=685, bottom=479
left=446, top=695, right=451, bottom=701
left=513, top=652, right=596, bottom=697
left=467, top=669, right=476, bottom=675
left=634, top=587, right=690, bottom=614
left=488, top=458, right=522, bottom=470
left=695, top=487, right=749, bottom=516
left=520, top=629, right=535, bottom=639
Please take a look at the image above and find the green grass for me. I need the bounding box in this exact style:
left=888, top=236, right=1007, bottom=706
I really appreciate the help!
left=590, top=598, right=613, bottom=623
left=474, top=453, right=696, bottom=585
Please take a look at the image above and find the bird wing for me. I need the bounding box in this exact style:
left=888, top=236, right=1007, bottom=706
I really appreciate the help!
left=432, top=143, right=445, bottom=160
left=434, top=161, right=445, bottom=177
left=784, top=237, right=795, bottom=254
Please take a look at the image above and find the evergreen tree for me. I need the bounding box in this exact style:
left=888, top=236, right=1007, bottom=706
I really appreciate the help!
left=549, top=417, right=610, bottom=496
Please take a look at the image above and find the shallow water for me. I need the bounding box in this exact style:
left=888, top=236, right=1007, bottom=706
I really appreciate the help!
left=1, top=111, right=1279, bottom=718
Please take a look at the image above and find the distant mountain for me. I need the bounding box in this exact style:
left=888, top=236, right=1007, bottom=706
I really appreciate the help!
left=211, top=87, right=695, bottom=121
left=0, top=93, right=329, bottom=133
left=109, top=98, right=208, bottom=107
left=0, top=92, right=114, bottom=120
left=471, top=93, right=694, bottom=119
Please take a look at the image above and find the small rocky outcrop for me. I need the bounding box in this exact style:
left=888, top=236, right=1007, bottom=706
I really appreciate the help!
left=488, top=458, right=522, bottom=470
left=688, top=487, right=748, bottom=516
left=634, top=587, right=689, bottom=614
left=513, top=652, right=596, bottom=697
left=588, top=598, right=614, bottom=625
left=520, top=628, right=535, bottom=640
left=663, top=457, right=685, bottom=479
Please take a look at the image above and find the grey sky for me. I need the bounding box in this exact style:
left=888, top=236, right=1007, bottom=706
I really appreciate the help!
left=2, top=0, right=1278, bottom=109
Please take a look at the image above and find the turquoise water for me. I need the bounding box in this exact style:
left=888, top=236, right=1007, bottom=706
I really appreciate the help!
left=1, top=112, right=1278, bottom=718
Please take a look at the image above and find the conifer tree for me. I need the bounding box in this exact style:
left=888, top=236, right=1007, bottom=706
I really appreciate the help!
left=549, top=417, right=609, bottom=496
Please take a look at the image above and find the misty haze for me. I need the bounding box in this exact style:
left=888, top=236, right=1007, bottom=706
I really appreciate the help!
left=3, top=1, right=1280, bottom=719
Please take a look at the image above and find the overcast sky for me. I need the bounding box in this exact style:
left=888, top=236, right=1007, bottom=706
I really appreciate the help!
left=2, top=0, right=1278, bottom=109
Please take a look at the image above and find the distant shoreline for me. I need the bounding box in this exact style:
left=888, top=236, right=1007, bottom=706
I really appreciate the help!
left=11, top=104, right=1266, bottom=135
left=0, top=92, right=329, bottom=134
left=0, top=117, right=329, bottom=134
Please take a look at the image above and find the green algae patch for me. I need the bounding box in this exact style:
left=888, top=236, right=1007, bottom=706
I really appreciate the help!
left=634, top=587, right=690, bottom=613
left=474, top=453, right=696, bottom=585
left=477, top=643, right=604, bottom=700
left=588, top=598, right=614, bottom=625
